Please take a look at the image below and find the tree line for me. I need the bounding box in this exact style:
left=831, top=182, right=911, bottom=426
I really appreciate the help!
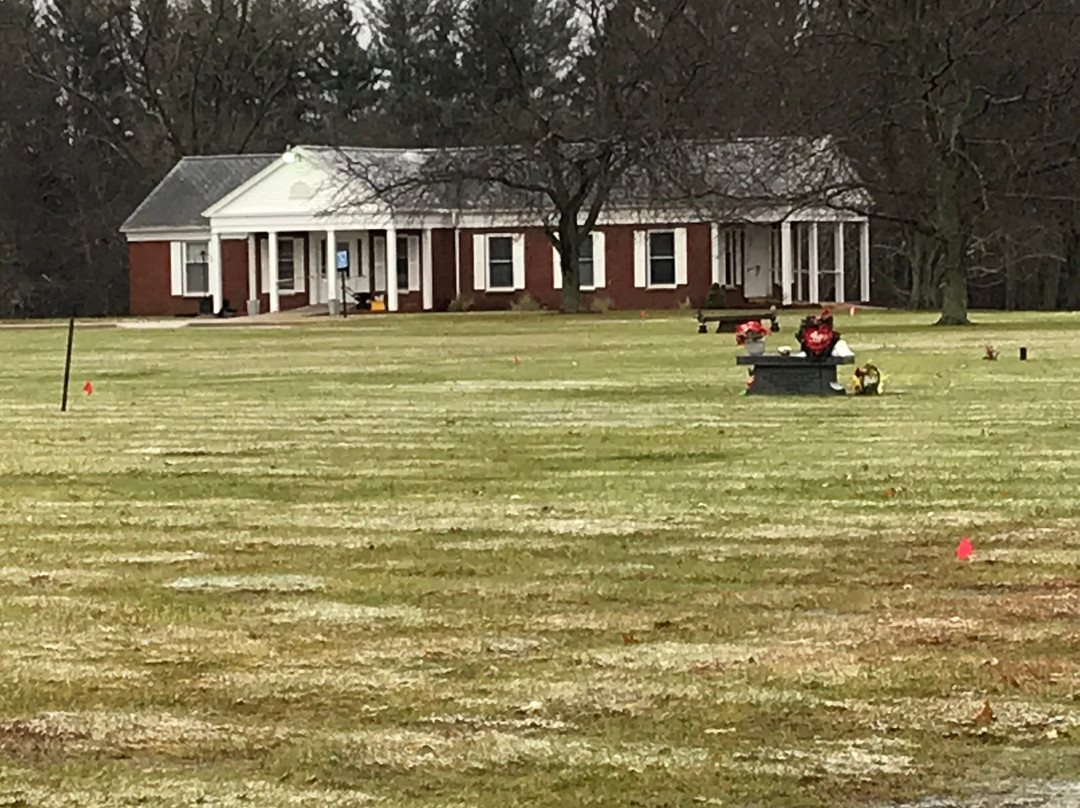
left=2, top=0, right=1079, bottom=321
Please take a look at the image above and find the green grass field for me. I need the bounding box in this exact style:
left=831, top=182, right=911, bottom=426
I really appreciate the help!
left=1, top=309, right=1079, bottom=807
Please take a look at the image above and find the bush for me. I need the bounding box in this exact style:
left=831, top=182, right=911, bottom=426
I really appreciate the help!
left=509, top=293, right=544, bottom=312
left=447, top=294, right=474, bottom=312
left=589, top=296, right=615, bottom=314
left=703, top=283, right=725, bottom=309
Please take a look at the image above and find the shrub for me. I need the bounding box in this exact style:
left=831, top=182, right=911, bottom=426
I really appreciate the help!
left=509, top=293, right=544, bottom=312
left=447, top=294, right=474, bottom=312
left=589, top=296, right=615, bottom=314
left=703, top=283, right=725, bottom=309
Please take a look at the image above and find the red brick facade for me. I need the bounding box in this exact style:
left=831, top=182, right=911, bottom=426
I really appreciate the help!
left=129, top=223, right=746, bottom=315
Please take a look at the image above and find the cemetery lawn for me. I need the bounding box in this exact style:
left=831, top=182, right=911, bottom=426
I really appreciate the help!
left=2, top=309, right=1080, bottom=808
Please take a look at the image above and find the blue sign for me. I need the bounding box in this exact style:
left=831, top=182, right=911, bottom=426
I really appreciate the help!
left=336, top=249, right=349, bottom=270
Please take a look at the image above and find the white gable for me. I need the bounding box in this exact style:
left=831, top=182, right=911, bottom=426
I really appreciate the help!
left=203, top=149, right=397, bottom=231
left=203, top=152, right=339, bottom=217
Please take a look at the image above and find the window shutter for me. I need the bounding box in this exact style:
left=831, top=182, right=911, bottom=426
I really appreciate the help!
left=260, top=239, right=269, bottom=291
left=634, top=231, right=647, bottom=288
left=472, top=234, right=486, bottom=292
left=552, top=244, right=562, bottom=289
left=170, top=242, right=183, bottom=296
left=373, top=236, right=387, bottom=290
left=407, top=235, right=420, bottom=292
left=293, top=237, right=306, bottom=294
left=710, top=224, right=721, bottom=285
left=512, top=233, right=526, bottom=290
left=592, top=231, right=606, bottom=289
left=675, top=227, right=688, bottom=286
left=359, top=232, right=370, bottom=278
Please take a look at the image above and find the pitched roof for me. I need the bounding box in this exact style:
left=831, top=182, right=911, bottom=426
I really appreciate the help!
left=311, top=137, right=869, bottom=216
left=120, top=154, right=277, bottom=232
left=121, top=137, right=868, bottom=232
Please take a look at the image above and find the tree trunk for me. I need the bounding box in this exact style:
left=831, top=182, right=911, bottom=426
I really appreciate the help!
left=934, top=161, right=969, bottom=325
left=1063, top=229, right=1080, bottom=310
left=556, top=222, right=584, bottom=313
left=937, top=260, right=969, bottom=324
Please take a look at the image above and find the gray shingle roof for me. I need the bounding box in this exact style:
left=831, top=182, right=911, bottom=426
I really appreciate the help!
left=121, top=138, right=868, bottom=232
left=120, top=154, right=277, bottom=232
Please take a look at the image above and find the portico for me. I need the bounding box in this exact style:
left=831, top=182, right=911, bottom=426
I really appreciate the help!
left=198, top=147, right=454, bottom=314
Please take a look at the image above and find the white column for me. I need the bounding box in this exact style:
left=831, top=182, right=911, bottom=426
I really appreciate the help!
left=780, top=221, right=793, bottom=306
left=710, top=223, right=721, bottom=286
left=453, top=228, right=461, bottom=296
left=385, top=226, right=399, bottom=312
left=268, top=231, right=280, bottom=313
left=834, top=223, right=845, bottom=303
left=307, top=234, right=319, bottom=306
left=326, top=229, right=339, bottom=316
left=808, top=222, right=820, bottom=305
left=246, top=235, right=258, bottom=315
left=860, top=220, right=871, bottom=303
left=421, top=228, right=434, bottom=310
left=209, top=232, right=223, bottom=315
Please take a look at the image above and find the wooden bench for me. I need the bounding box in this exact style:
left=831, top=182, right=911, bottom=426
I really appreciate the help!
left=697, top=310, right=779, bottom=334
left=736, top=353, right=854, bottom=395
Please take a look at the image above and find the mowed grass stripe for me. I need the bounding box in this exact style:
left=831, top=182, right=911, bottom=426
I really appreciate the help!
left=1, top=310, right=1079, bottom=807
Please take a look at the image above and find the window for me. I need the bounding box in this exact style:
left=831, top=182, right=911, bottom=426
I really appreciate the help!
left=278, top=239, right=295, bottom=291
left=648, top=231, right=676, bottom=286
left=488, top=235, right=514, bottom=289
left=578, top=237, right=594, bottom=288
left=724, top=230, right=745, bottom=287
left=397, top=236, right=409, bottom=291
left=184, top=242, right=209, bottom=296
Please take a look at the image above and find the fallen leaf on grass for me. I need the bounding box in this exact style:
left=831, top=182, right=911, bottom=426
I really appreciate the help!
left=972, top=701, right=994, bottom=726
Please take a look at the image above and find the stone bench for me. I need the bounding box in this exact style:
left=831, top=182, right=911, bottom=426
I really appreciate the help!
left=697, top=310, right=779, bottom=334
left=735, top=353, right=854, bottom=395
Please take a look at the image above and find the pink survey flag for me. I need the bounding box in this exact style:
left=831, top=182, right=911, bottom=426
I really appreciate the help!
left=82, top=381, right=93, bottom=395
left=512, top=355, right=520, bottom=364
left=956, top=536, right=973, bottom=561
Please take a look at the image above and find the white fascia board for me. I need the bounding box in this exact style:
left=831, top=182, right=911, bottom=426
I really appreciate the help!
left=125, top=227, right=210, bottom=242
left=209, top=211, right=458, bottom=234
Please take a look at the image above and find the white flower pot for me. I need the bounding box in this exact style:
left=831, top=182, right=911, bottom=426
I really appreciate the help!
left=745, top=340, right=766, bottom=356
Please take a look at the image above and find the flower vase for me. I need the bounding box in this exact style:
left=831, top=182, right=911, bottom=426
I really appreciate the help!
left=745, top=340, right=766, bottom=356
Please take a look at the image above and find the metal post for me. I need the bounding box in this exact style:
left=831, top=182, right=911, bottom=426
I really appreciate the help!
left=60, top=316, right=74, bottom=412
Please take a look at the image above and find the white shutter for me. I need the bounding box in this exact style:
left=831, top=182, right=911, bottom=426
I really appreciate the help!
left=407, top=235, right=420, bottom=292
left=170, top=242, right=183, bottom=295
left=552, top=243, right=562, bottom=289
left=293, top=237, right=306, bottom=294
left=675, top=227, right=688, bottom=286
left=472, top=234, right=486, bottom=291
left=373, top=236, right=386, bottom=291
left=359, top=232, right=370, bottom=278
left=634, top=231, right=647, bottom=288
left=710, top=223, right=721, bottom=285
left=512, top=233, right=526, bottom=290
left=592, top=231, right=606, bottom=289
left=260, top=239, right=269, bottom=291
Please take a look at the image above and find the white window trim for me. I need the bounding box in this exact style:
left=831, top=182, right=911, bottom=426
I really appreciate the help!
left=170, top=240, right=211, bottom=298
left=258, top=236, right=307, bottom=295
left=646, top=229, right=678, bottom=289
left=396, top=234, right=420, bottom=293
left=474, top=233, right=523, bottom=293
left=552, top=231, right=605, bottom=291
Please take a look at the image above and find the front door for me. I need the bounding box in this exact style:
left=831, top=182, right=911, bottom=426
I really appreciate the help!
left=743, top=225, right=774, bottom=298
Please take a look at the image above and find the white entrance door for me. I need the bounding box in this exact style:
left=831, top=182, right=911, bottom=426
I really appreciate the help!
left=743, top=225, right=774, bottom=298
